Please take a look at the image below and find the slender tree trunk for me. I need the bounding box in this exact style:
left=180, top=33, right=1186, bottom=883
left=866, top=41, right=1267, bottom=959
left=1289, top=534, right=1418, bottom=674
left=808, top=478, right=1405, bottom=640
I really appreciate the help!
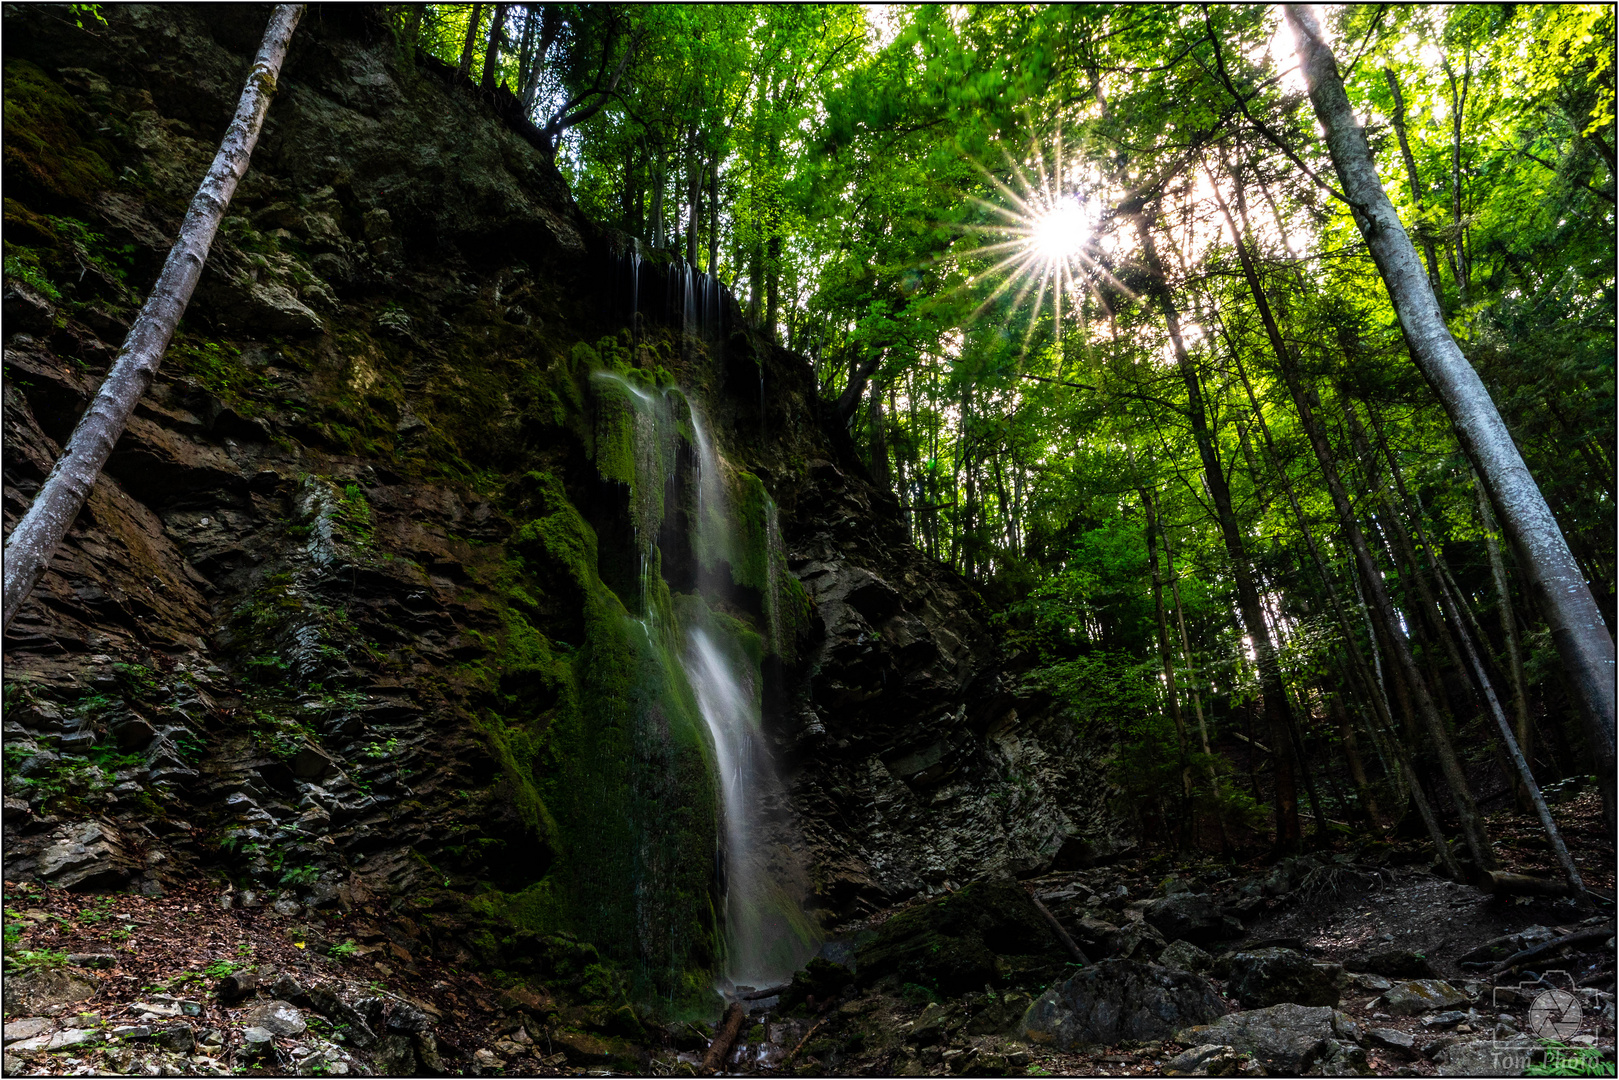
left=1134, top=208, right=1302, bottom=852
left=869, top=381, right=890, bottom=492
left=1383, top=67, right=1445, bottom=301
left=1287, top=5, right=1616, bottom=832
left=649, top=153, right=666, bottom=250
left=1476, top=475, right=1537, bottom=811
left=514, top=4, right=535, bottom=95
left=1206, top=173, right=1495, bottom=869
left=765, top=235, right=781, bottom=343
left=1332, top=693, right=1385, bottom=827
left=686, top=134, right=701, bottom=266
left=707, top=148, right=720, bottom=274
left=458, top=4, right=485, bottom=80
left=480, top=3, right=509, bottom=91
left=3, top=4, right=305, bottom=630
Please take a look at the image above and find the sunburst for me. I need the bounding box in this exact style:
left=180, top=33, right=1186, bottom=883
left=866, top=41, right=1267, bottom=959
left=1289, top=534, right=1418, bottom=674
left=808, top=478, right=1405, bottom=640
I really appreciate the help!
left=952, top=130, right=1135, bottom=360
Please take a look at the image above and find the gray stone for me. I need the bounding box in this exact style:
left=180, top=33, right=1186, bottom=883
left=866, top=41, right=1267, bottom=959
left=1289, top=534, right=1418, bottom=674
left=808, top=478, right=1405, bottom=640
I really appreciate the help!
left=271, top=973, right=305, bottom=1001
left=1435, top=1038, right=1536, bottom=1076
left=1165, top=1043, right=1246, bottom=1077
left=64, top=953, right=116, bottom=969
left=243, top=1000, right=306, bottom=1037
left=372, top=1033, right=417, bottom=1074
left=1, top=1020, right=50, bottom=1044
left=1019, top=960, right=1227, bottom=1050
left=1159, top=940, right=1214, bottom=975
left=1353, top=948, right=1435, bottom=979
left=1177, top=1003, right=1364, bottom=1075
left=1144, top=894, right=1244, bottom=945
left=303, top=985, right=376, bottom=1049
left=6, top=1028, right=102, bottom=1053
left=1227, top=947, right=1341, bottom=1008
left=1380, top=979, right=1470, bottom=1016
left=3, top=969, right=99, bottom=1015
left=240, top=1026, right=276, bottom=1060
left=272, top=898, right=302, bottom=917
left=215, top=971, right=259, bottom=1001
left=157, top=1024, right=195, bottom=1053
left=1366, top=1027, right=1415, bottom=1054
left=385, top=1002, right=429, bottom=1033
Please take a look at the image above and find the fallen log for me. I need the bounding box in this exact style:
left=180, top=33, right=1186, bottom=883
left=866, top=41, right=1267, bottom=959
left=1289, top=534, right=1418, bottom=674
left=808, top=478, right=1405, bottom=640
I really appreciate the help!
left=1480, top=871, right=1574, bottom=898
left=739, top=983, right=791, bottom=1001
left=1030, top=894, right=1091, bottom=967
left=1489, top=927, right=1613, bottom=975
left=701, top=1001, right=746, bottom=1074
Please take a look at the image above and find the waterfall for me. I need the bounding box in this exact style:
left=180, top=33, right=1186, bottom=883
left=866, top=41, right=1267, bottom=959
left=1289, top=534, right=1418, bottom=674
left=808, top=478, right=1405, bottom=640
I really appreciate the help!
left=592, top=367, right=817, bottom=993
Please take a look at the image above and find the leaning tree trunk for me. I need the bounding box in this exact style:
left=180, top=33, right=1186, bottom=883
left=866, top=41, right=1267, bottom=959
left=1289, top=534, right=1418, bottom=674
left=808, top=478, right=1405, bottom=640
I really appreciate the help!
left=2, top=5, right=304, bottom=632
left=1285, top=4, right=1616, bottom=832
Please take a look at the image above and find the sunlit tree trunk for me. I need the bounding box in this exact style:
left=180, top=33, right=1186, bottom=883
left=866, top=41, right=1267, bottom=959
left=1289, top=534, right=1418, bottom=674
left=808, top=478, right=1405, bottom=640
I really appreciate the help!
left=1286, top=4, right=1615, bottom=832
left=1142, top=486, right=1193, bottom=807
left=2, top=4, right=305, bottom=629
left=1383, top=68, right=1445, bottom=302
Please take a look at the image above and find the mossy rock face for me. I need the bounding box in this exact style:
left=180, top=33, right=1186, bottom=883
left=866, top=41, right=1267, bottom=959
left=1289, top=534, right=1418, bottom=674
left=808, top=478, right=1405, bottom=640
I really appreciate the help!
left=855, top=880, right=1058, bottom=995
left=3, top=60, right=118, bottom=205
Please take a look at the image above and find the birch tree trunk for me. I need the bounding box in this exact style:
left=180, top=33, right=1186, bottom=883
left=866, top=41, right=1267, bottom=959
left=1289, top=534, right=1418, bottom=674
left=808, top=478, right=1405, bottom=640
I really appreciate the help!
left=1285, top=4, right=1616, bottom=831
left=2, top=4, right=304, bottom=632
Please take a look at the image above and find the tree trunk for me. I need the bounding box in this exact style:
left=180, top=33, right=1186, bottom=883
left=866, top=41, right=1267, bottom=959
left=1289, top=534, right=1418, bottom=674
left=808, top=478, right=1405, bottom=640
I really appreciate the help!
left=1142, top=486, right=1193, bottom=805
left=686, top=135, right=701, bottom=266
left=1383, top=67, right=1445, bottom=301
left=869, top=380, right=890, bottom=492
left=702, top=1002, right=746, bottom=1074
left=1133, top=208, right=1302, bottom=852
left=1286, top=4, right=1616, bottom=833
left=2, top=4, right=305, bottom=630
left=521, top=5, right=560, bottom=114
left=649, top=153, right=665, bottom=249
left=1205, top=172, right=1495, bottom=869
left=400, top=5, right=424, bottom=72
left=1477, top=474, right=1538, bottom=811
left=480, top=3, right=509, bottom=91
left=458, top=4, right=485, bottom=81
left=707, top=147, right=720, bottom=274
left=765, top=235, right=781, bottom=343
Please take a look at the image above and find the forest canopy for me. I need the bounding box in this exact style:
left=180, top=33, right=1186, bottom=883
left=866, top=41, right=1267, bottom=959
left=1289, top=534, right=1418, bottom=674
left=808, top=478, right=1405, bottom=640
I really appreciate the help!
left=403, top=3, right=1615, bottom=854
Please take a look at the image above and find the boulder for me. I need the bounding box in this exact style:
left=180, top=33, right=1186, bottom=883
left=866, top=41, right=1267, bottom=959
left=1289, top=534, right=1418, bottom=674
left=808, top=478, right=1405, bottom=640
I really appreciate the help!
left=1018, top=960, right=1227, bottom=1049
left=1366, top=1027, right=1416, bottom=1056
left=778, top=958, right=853, bottom=1010
left=856, top=880, right=1058, bottom=994
left=1177, top=1003, right=1364, bottom=1075
left=1434, top=1037, right=1537, bottom=1076
left=1226, top=947, right=1340, bottom=1008
left=1144, top=894, right=1243, bottom=945
left=1159, top=940, right=1214, bottom=975
left=304, top=984, right=377, bottom=1049
left=1350, top=948, right=1435, bottom=979
left=243, top=999, right=306, bottom=1037
left=3, top=968, right=99, bottom=1015
left=1380, top=979, right=1470, bottom=1016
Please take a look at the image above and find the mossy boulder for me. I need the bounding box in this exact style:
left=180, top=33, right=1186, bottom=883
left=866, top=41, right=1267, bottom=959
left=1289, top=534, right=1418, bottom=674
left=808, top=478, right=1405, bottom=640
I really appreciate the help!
left=854, top=880, right=1059, bottom=995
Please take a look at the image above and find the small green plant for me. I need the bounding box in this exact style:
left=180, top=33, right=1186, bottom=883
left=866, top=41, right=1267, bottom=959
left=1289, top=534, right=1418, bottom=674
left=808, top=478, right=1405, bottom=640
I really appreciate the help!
left=3, top=255, right=61, bottom=300
left=78, top=896, right=117, bottom=923
left=4, top=948, right=69, bottom=974
left=329, top=940, right=359, bottom=961
left=280, top=864, right=320, bottom=888
left=362, top=737, right=399, bottom=761
left=1527, top=1043, right=1617, bottom=1077
left=1025, top=1067, right=1052, bottom=1077
left=202, top=959, right=242, bottom=979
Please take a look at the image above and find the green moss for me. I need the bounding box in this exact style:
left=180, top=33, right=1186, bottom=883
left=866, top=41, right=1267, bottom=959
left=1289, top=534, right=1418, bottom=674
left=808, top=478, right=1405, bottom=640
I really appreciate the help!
left=2, top=60, right=118, bottom=204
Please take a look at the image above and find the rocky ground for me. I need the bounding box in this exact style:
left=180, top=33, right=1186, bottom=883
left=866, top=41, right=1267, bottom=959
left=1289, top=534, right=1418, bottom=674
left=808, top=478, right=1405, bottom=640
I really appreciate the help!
left=4, top=791, right=1612, bottom=1077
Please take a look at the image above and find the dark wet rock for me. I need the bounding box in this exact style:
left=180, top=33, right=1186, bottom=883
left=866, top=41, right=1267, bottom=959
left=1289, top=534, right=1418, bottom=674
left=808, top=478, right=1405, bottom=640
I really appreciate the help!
left=856, top=880, right=1059, bottom=994
left=1018, top=959, right=1227, bottom=1049
left=1177, top=1003, right=1364, bottom=1075
left=2, top=281, right=55, bottom=337
left=1226, top=947, right=1341, bottom=1008
left=1143, top=893, right=1243, bottom=945
left=386, top=1001, right=431, bottom=1034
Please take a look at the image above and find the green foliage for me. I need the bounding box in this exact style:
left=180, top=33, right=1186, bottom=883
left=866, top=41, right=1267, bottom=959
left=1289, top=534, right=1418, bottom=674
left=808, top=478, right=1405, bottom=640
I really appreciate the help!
left=3, top=948, right=69, bottom=974
left=329, top=940, right=359, bottom=961
left=1527, top=1043, right=1617, bottom=1077
left=2, top=253, right=60, bottom=299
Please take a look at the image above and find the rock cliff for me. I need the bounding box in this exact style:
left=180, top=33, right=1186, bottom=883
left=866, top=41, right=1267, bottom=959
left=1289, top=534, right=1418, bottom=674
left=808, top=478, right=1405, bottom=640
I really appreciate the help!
left=2, top=2, right=1121, bottom=1011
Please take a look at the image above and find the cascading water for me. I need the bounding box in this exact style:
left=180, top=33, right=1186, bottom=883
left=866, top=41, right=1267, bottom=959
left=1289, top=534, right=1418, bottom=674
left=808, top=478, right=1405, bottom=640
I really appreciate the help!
left=591, top=368, right=818, bottom=994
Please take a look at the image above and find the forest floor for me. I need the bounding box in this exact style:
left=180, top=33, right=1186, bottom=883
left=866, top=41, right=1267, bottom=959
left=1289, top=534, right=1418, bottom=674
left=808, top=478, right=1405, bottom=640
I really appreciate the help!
left=1, top=792, right=1613, bottom=1077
